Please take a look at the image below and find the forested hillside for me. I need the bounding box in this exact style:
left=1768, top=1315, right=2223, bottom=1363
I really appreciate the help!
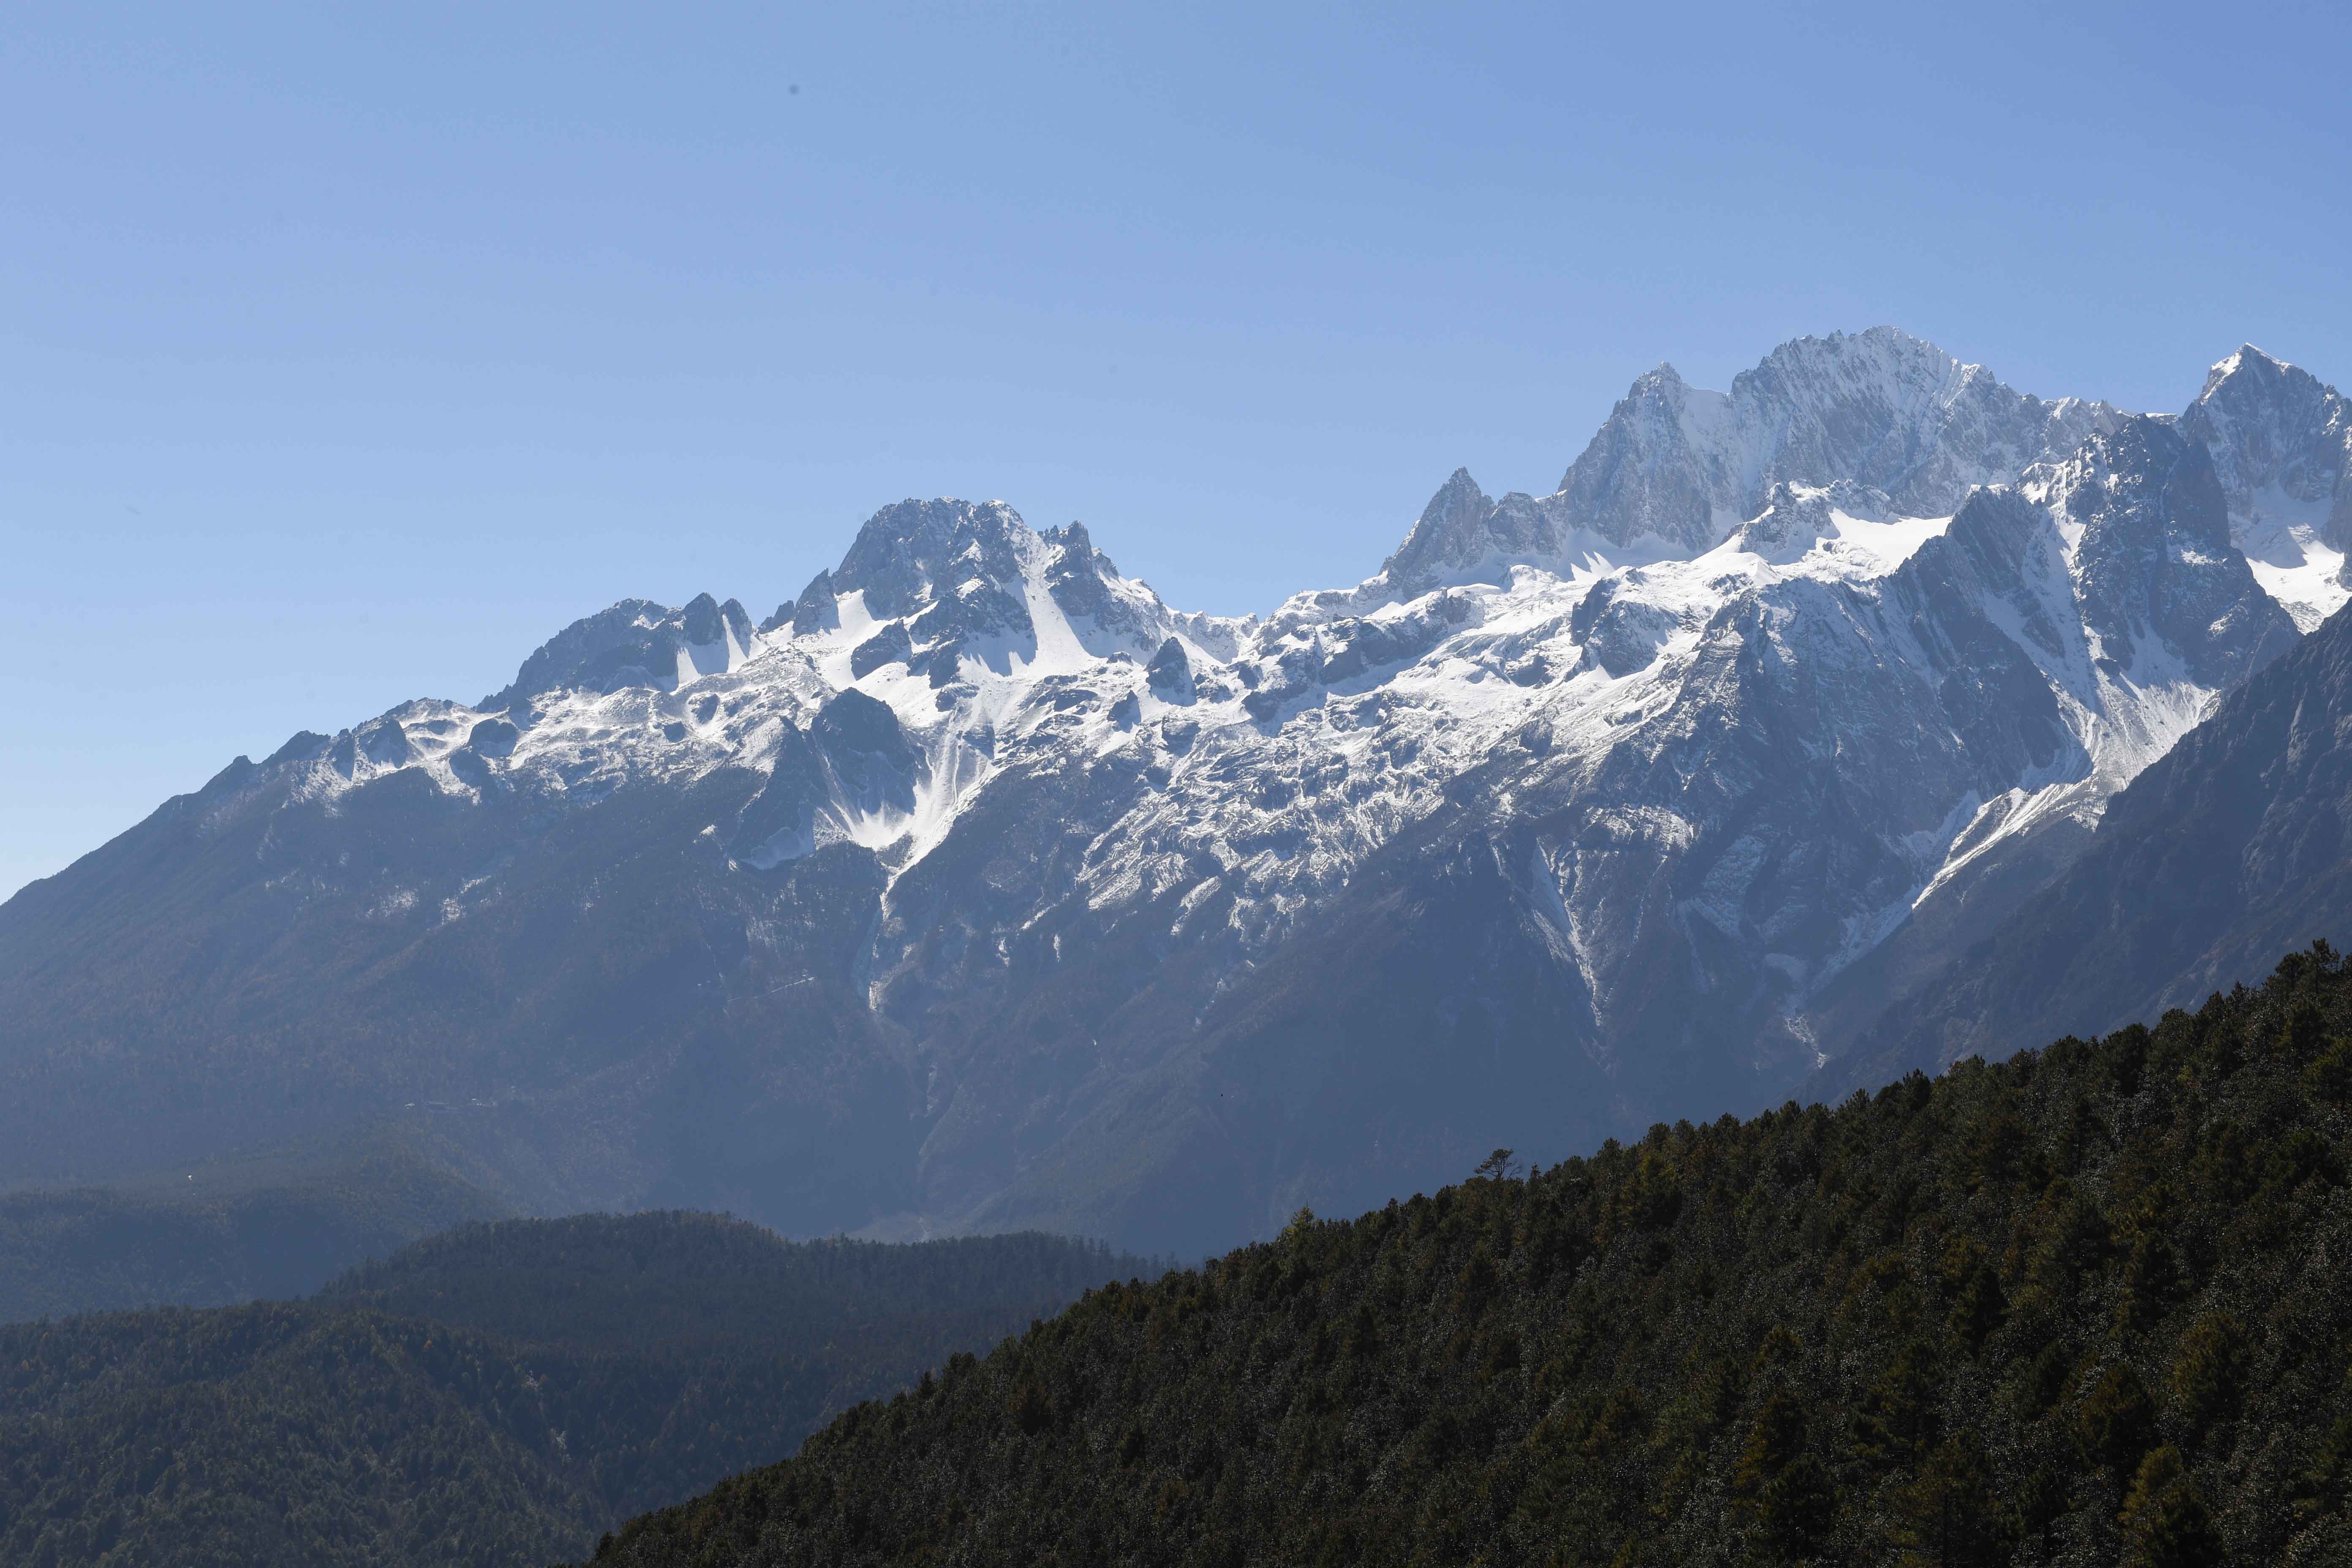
left=592, top=944, right=2352, bottom=1567
left=0, top=1215, right=1141, bottom=1567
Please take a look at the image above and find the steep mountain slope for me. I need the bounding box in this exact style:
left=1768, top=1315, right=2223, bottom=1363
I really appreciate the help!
left=586, top=944, right=2352, bottom=1568
left=0, top=329, right=2336, bottom=1253
left=0, top=1214, right=1141, bottom=1568
left=1834, top=572, right=2352, bottom=1090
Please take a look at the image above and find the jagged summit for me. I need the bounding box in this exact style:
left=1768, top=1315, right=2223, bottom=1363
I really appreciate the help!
left=487, top=593, right=758, bottom=709
left=2203, top=341, right=2295, bottom=390
left=1549, top=325, right=2124, bottom=552
left=2177, top=343, right=2352, bottom=627
left=1376, top=467, right=1506, bottom=591
left=1339, top=328, right=2129, bottom=612
left=830, top=497, right=1034, bottom=620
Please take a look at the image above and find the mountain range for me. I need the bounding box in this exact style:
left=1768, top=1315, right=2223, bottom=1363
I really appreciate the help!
left=5, top=327, right=2350, bottom=1257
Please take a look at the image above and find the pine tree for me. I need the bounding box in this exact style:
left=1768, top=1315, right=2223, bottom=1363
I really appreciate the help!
left=1734, top=1387, right=1833, bottom=1560
left=2074, top=1361, right=2156, bottom=1474
left=2118, top=1446, right=2223, bottom=1568
left=1895, top=1437, right=2001, bottom=1567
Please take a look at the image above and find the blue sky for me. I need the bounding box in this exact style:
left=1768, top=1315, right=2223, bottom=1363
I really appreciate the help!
left=3, top=1, right=2348, bottom=896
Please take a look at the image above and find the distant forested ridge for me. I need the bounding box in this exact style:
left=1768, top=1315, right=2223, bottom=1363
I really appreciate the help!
left=0, top=1214, right=1143, bottom=1568
left=591, top=943, right=2352, bottom=1567
left=0, top=1119, right=511, bottom=1323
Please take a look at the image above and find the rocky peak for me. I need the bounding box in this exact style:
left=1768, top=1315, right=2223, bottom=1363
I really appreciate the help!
left=1041, top=520, right=1121, bottom=621
left=1552, top=361, right=1731, bottom=553
left=486, top=591, right=762, bottom=710
left=681, top=593, right=756, bottom=652
left=486, top=599, right=681, bottom=708
left=764, top=569, right=839, bottom=637
left=1551, top=328, right=2122, bottom=555
left=832, top=498, right=1038, bottom=619
left=1378, top=468, right=1507, bottom=591
left=1146, top=637, right=1196, bottom=703
left=2178, top=344, right=2352, bottom=546
left=1936, top=486, right=2045, bottom=599
left=1042, top=519, right=1105, bottom=569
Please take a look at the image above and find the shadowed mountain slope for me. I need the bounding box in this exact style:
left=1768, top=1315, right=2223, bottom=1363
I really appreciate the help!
left=1830, top=592, right=2352, bottom=1094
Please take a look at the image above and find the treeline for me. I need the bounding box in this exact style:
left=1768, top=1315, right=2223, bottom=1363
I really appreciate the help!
left=319, top=1214, right=1154, bottom=1350
left=0, top=1214, right=1144, bottom=1567
left=591, top=943, right=2352, bottom=1566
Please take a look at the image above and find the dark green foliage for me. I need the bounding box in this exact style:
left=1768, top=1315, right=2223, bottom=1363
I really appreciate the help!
left=0, top=1213, right=1141, bottom=1567
left=2169, top=1312, right=2247, bottom=1445
left=2074, top=1361, right=2157, bottom=1474
left=2118, top=1446, right=2224, bottom=1568
left=1735, top=1388, right=1836, bottom=1559
left=1893, top=1437, right=2000, bottom=1568
left=585, top=943, right=2352, bottom=1566
left=1945, top=1252, right=2007, bottom=1352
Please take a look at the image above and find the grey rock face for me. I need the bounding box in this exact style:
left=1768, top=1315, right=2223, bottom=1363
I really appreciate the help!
left=849, top=621, right=915, bottom=678
left=1379, top=468, right=1512, bottom=593
left=1567, top=575, right=1682, bottom=676
left=767, top=569, right=838, bottom=637
left=1549, top=327, right=2123, bottom=554
left=489, top=598, right=681, bottom=705
left=2033, top=417, right=2299, bottom=685
left=2179, top=346, right=2352, bottom=548
left=681, top=593, right=755, bottom=652
left=833, top=498, right=1037, bottom=620
left=465, top=718, right=520, bottom=758
left=490, top=593, right=757, bottom=708
left=1549, top=363, right=1729, bottom=554
left=1146, top=637, right=1195, bottom=703
left=814, top=690, right=920, bottom=817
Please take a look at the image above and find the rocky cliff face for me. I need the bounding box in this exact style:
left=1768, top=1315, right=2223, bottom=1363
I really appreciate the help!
left=0, top=329, right=2337, bottom=1254
left=2177, top=345, right=2352, bottom=630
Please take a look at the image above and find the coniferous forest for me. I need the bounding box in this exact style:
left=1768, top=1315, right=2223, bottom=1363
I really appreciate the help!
left=587, top=944, right=2352, bottom=1568
left=0, top=1217, right=1142, bottom=1567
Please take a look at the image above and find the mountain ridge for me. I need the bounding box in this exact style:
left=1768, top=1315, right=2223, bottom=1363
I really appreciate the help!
left=3, top=327, right=2344, bottom=1253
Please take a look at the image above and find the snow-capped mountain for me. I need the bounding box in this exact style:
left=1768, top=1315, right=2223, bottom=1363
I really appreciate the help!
left=0, top=329, right=2337, bottom=1254
left=2178, top=345, right=2352, bottom=631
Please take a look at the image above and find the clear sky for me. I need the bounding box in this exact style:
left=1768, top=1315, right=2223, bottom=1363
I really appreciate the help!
left=4, top=1, right=2348, bottom=897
